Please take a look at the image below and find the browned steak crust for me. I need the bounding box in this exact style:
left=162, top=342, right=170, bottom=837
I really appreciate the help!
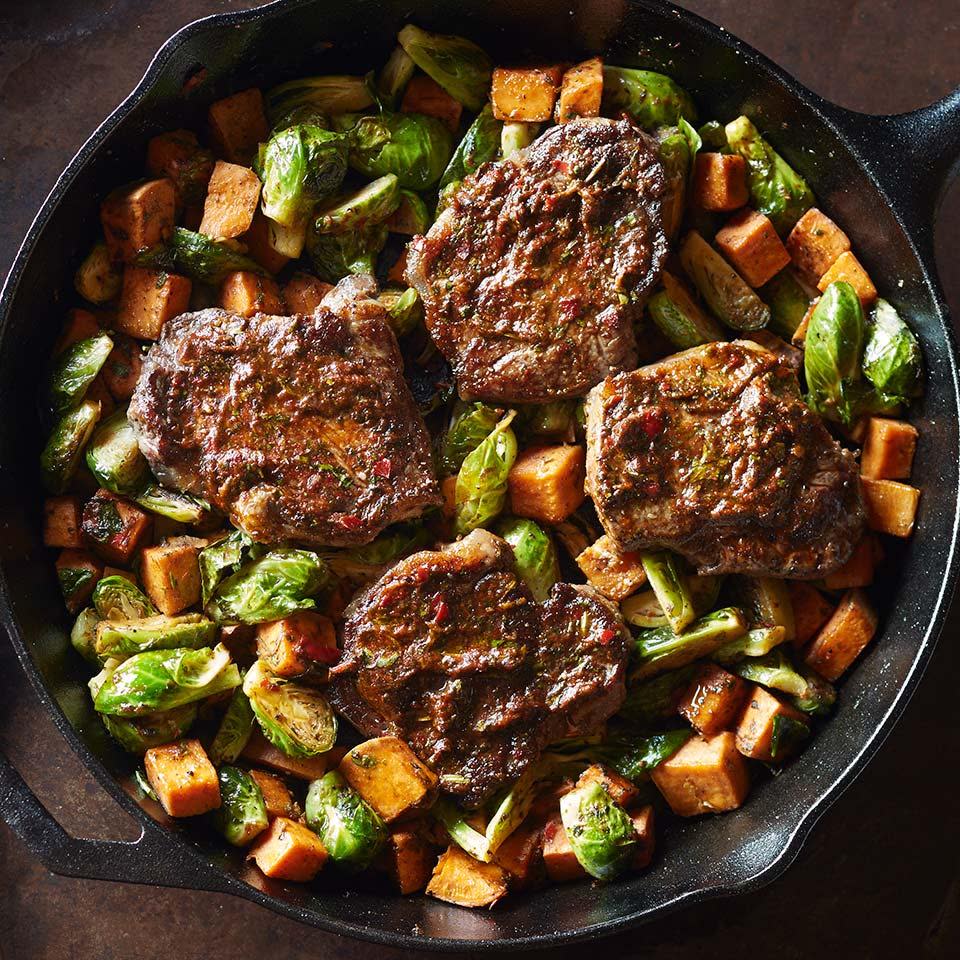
left=327, top=530, right=630, bottom=805
left=128, top=276, right=440, bottom=547
left=585, top=340, right=865, bottom=577
left=406, top=117, right=668, bottom=403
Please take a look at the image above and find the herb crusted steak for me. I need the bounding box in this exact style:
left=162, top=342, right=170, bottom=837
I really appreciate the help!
left=128, top=276, right=440, bottom=547
left=585, top=340, right=865, bottom=577
left=327, top=529, right=631, bottom=805
left=406, top=117, right=669, bottom=403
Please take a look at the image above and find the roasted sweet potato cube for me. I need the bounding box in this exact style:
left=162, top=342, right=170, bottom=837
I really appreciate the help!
left=492, top=820, right=544, bottom=888
left=101, top=334, right=144, bottom=401
left=248, top=769, right=297, bottom=820
left=241, top=731, right=330, bottom=781
left=208, top=88, right=269, bottom=164
left=55, top=549, right=102, bottom=614
left=823, top=534, right=882, bottom=590
left=338, top=736, right=438, bottom=823
left=219, top=270, right=284, bottom=317
left=117, top=266, right=191, bottom=340
left=244, top=210, right=292, bottom=275
left=677, top=662, right=750, bottom=736
left=575, top=763, right=639, bottom=807
left=381, top=827, right=437, bottom=895
left=715, top=208, right=791, bottom=288
left=556, top=57, right=603, bottom=123
left=650, top=732, right=750, bottom=817
left=144, top=739, right=221, bottom=817
left=101, top=178, right=176, bottom=262
left=861, top=418, right=918, bottom=480
left=861, top=477, right=920, bottom=537
left=282, top=272, right=332, bottom=314
left=805, top=589, right=879, bottom=681
left=427, top=845, right=509, bottom=908
left=818, top=251, right=877, bottom=306
left=691, top=153, right=749, bottom=212
left=629, top=805, right=656, bottom=870
left=508, top=444, right=585, bottom=524
left=786, top=208, right=851, bottom=284
left=575, top=534, right=647, bottom=600
left=199, top=161, right=262, bottom=239
left=81, top=490, right=152, bottom=565
left=248, top=816, right=328, bottom=881
left=491, top=65, right=563, bottom=122
left=44, top=496, right=83, bottom=548
left=139, top=535, right=205, bottom=615
left=401, top=75, right=463, bottom=131
left=146, top=129, right=214, bottom=208
left=256, top=611, right=338, bottom=677
left=55, top=308, right=101, bottom=354
left=735, top=686, right=809, bottom=762
left=542, top=814, right=586, bottom=882
left=787, top=581, right=836, bottom=647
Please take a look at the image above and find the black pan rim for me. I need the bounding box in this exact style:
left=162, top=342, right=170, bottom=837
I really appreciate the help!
left=1, top=0, right=958, bottom=950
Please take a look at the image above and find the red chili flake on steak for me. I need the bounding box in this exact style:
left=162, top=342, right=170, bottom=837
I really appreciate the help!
left=430, top=596, right=450, bottom=624
left=372, top=458, right=393, bottom=479
left=558, top=296, right=582, bottom=326
left=638, top=408, right=664, bottom=439
left=338, top=514, right=363, bottom=531
left=599, top=628, right=616, bottom=645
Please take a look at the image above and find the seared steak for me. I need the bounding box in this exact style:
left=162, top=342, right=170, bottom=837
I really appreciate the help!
left=327, top=529, right=630, bottom=805
left=406, top=117, right=668, bottom=403
left=128, top=276, right=440, bottom=547
left=585, top=340, right=864, bottom=577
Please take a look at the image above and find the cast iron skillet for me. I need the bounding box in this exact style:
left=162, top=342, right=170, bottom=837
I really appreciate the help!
left=1, top=0, right=959, bottom=950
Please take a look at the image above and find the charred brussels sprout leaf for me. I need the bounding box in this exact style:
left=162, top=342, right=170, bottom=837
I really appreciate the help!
left=712, top=624, right=789, bottom=665
left=257, top=124, right=350, bottom=229
left=314, top=174, right=401, bottom=234
left=377, top=286, right=423, bottom=336
left=438, top=401, right=503, bottom=476
left=439, top=104, right=502, bottom=196
left=647, top=274, right=725, bottom=350
left=790, top=666, right=837, bottom=717
left=306, top=220, right=389, bottom=283
left=214, top=766, right=269, bottom=846
left=94, top=613, right=217, bottom=659
left=698, top=120, right=729, bottom=153
left=41, top=398, right=101, bottom=494
left=560, top=780, right=638, bottom=881
left=101, top=704, right=198, bottom=754
left=862, top=299, right=923, bottom=405
left=152, top=227, right=267, bottom=284
left=134, top=485, right=210, bottom=524
left=199, top=529, right=260, bottom=607
left=769, top=713, right=811, bottom=761
left=266, top=75, right=375, bottom=122
left=545, top=730, right=690, bottom=781
left=633, top=607, right=749, bottom=679
left=71, top=607, right=101, bottom=663
left=617, top=665, right=698, bottom=726
left=85, top=408, right=151, bottom=495
left=92, top=576, right=157, bottom=620
left=93, top=643, right=240, bottom=717
left=601, top=66, right=697, bottom=128
left=454, top=411, right=518, bottom=535
left=496, top=517, right=559, bottom=601
left=49, top=333, right=113, bottom=416
left=731, top=648, right=812, bottom=697
left=306, top=770, right=387, bottom=869
left=513, top=400, right=577, bottom=441
left=640, top=552, right=696, bottom=634
left=209, top=686, right=256, bottom=765
left=243, top=659, right=337, bottom=758
left=206, top=548, right=328, bottom=624
left=397, top=24, right=493, bottom=112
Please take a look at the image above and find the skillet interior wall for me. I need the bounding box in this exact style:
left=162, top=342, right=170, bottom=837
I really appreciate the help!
left=0, top=0, right=955, bottom=944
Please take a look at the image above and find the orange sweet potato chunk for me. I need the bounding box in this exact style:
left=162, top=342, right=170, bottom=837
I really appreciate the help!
left=144, top=739, right=221, bottom=817
left=491, top=65, right=563, bottom=122
left=556, top=58, right=603, bottom=123
left=677, top=662, right=750, bottom=736
left=508, top=444, right=586, bottom=523
left=283, top=273, right=333, bottom=314
left=199, top=161, right=262, bottom=239
left=818, top=251, right=877, bottom=306
left=735, top=685, right=809, bottom=762
left=248, top=816, right=328, bottom=881
left=861, top=478, right=921, bottom=537
left=101, top=179, right=176, bottom=262
left=715, top=208, right=791, bottom=288
left=575, top=534, right=647, bottom=601
left=219, top=271, right=284, bottom=317
left=786, top=207, right=851, bottom=284
left=401, top=75, right=463, bottom=131
left=860, top=418, right=918, bottom=480
left=117, top=266, right=191, bottom=340
left=208, top=88, right=269, bottom=164
left=691, top=153, right=749, bottom=212
left=804, top=588, right=878, bottom=681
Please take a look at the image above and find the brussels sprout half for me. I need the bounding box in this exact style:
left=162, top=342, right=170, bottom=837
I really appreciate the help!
left=92, top=575, right=157, bottom=621
left=496, top=517, right=559, bottom=602
left=560, top=780, right=638, bottom=881
left=85, top=408, right=151, bottom=496
left=633, top=607, right=749, bottom=679
left=214, top=766, right=269, bottom=847
left=397, top=24, right=493, bottom=112
left=94, top=613, right=218, bottom=660
left=314, top=174, right=401, bottom=234
left=49, top=332, right=113, bottom=417
left=209, top=686, right=256, bottom=765
left=41, top=398, right=102, bottom=494
left=454, top=411, right=518, bottom=536
left=601, top=66, right=697, bottom=129
left=101, top=703, right=198, bottom=755
left=305, top=770, right=387, bottom=869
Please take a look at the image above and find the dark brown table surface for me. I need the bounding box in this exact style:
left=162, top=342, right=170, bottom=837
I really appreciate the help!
left=1, top=2, right=958, bottom=957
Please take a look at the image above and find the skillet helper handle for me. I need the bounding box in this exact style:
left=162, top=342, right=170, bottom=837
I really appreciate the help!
left=0, top=749, right=229, bottom=891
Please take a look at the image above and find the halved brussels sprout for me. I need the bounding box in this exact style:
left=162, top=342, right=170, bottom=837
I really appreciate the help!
left=41, top=398, right=101, bottom=494
left=85, top=408, right=151, bottom=496
left=377, top=287, right=423, bottom=337
left=199, top=529, right=259, bottom=606
left=377, top=46, right=417, bottom=107
left=559, top=780, right=638, bottom=881
left=209, top=686, right=256, bottom=765
left=49, top=332, right=113, bottom=416
left=134, top=485, right=211, bottom=524
left=438, top=103, right=502, bottom=197
left=149, top=227, right=266, bottom=285
left=640, top=551, right=696, bottom=634
left=496, top=516, right=559, bottom=601
left=306, top=220, right=389, bottom=283
left=71, top=607, right=101, bottom=664
left=387, top=189, right=431, bottom=235
left=266, top=75, right=375, bottom=122
left=314, top=174, right=401, bottom=234
left=213, top=766, right=269, bottom=847
left=454, top=411, right=518, bottom=536
left=397, top=24, right=493, bottom=111
left=500, top=121, right=538, bottom=158
left=305, top=770, right=387, bottom=869
left=601, top=66, right=697, bottom=128
left=101, top=704, right=198, bottom=755
left=712, top=624, right=788, bottom=665
left=621, top=575, right=721, bottom=629
left=863, top=299, right=923, bottom=406
left=74, top=243, right=122, bottom=304
left=438, top=401, right=503, bottom=476
left=633, top=607, right=749, bottom=679
left=759, top=269, right=812, bottom=340
left=94, top=613, right=217, bottom=659
left=324, top=521, right=432, bottom=581
left=92, top=576, right=157, bottom=621
left=647, top=272, right=725, bottom=349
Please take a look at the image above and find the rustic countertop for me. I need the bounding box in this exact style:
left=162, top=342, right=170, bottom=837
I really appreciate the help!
left=1, top=2, right=957, bottom=957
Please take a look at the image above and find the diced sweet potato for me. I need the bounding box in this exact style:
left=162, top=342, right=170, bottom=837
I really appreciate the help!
left=44, top=496, right=83, bottom=548
left=198, top=161, right=262, bottom=239
left=248, top=816, right=328, bottom=881
left=735, top=686, right=809, bottom=762
left=381, top=827, right=437, bottom=895
left=823, top=534, right=882, bottom=590
left=556, top=57, right=603, bottom=123
left=491, top=820, right=544, bottom=889
left=139, top=535, right=205, bottom=615
left=860, top=418, right=918, bottom=480
left=219, top=270, right=284, bottom=317
left=248, top=769, right=297, bottom=820
left=282, top=272, right=332, bottom=314
left=691, top=153, right=749, bottom=212
left=208, top=88, right=269, bottom=164
left=491, top=65, right=563, bottom=122
left=101, top=179, right=176, bottom=263
left=861, top=477, right=920, bottom=537
left=575, top=764, right=639, bottom=807
left=55, top=549, right=102, bottom=614
left=677, top=662, right=750, bottom=736
left=427, top=844, right=509, bottom=908
left=786, top=208, right=851, bottom=284
left=629, top=805, right=656, bottom=870
left=715, top=208, right=791, bottom=288
left=144, top=739, right=221, bottom=817
left=650, top=732, right=750, bottom=817
left=255, top=611, right=338, bottom=677
left=787, top=581, right=836, bottom=647
left=55, top=308, right=101, bottom=354
left=101, top=334, right=144, bottom=401
left=542, top=814, right=586, bottom=882
left=117, top=266, right=192, bottom=340
left=338, top=736, right=438, bottom=823
left=804, top=588, right=878, bottom=681
left=817, top=251, right=877, bottom=306
left=244, top=210, right=292, bottom=275
left=81, top=490, right=152, bottom=565
left=508, top=444, right=585, bottom=524
left=241, top=731, right=330, bottom=780
left=146, top=129, right=215, bottom=208
left=401, top=75, right=463, bottom=131
left=575, top=534, right=647, bottom=601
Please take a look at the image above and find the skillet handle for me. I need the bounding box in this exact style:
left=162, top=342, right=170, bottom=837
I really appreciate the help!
left=0, top=750, right=231, bottom=891
left=822, top=86, right=960, bottom=264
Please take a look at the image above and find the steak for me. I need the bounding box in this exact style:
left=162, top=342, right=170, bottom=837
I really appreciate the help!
left=128, top=276, right=440, bottom=547
left=327, top=529, right=631, bottom=805
left=406, top=117, right=668, bottom=403
left=584, top=340, right=865, bottom=577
